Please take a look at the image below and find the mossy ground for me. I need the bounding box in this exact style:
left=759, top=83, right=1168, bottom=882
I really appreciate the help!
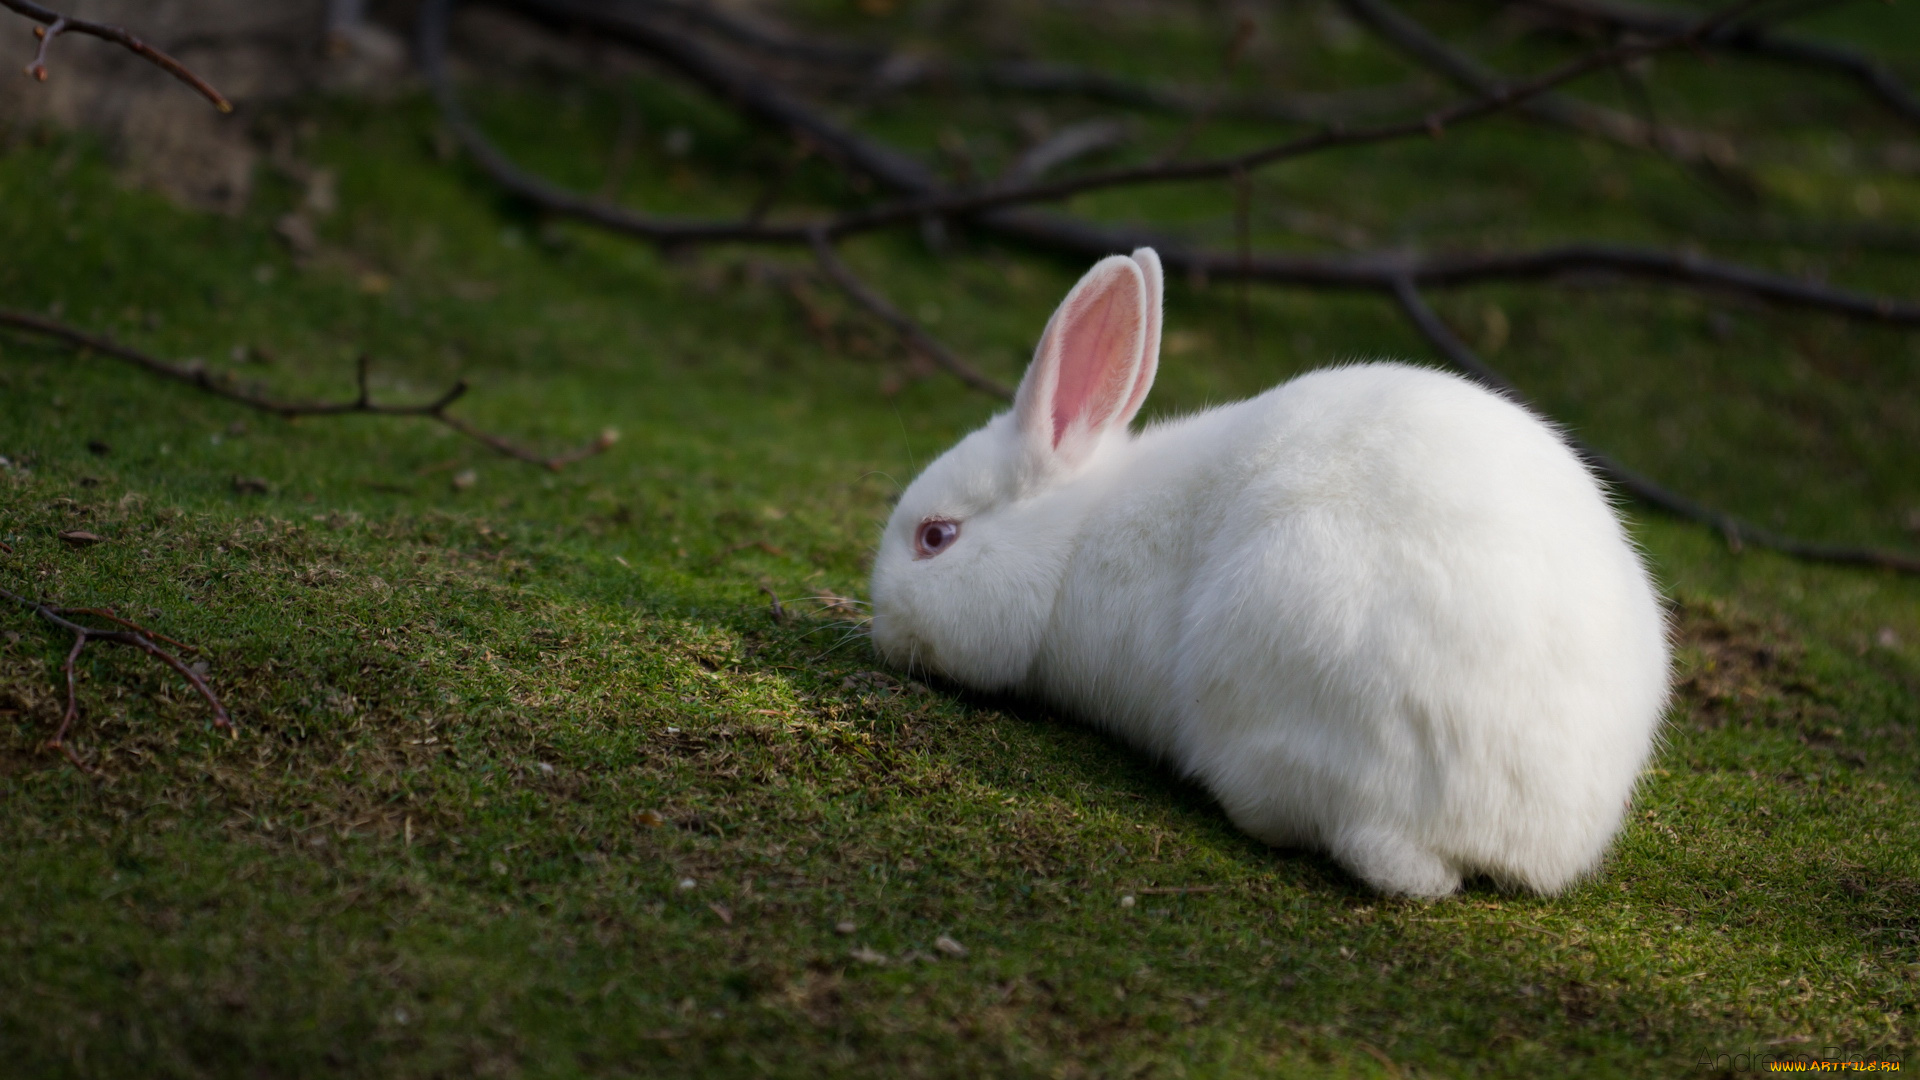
left=1, top=2, right=1918, bottom=1076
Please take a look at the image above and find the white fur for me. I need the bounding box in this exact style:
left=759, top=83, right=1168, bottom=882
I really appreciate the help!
left=869, top=249, right=1669, bottom=897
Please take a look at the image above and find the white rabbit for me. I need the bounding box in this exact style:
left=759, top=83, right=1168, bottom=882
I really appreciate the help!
left=867, top=248, right=1669, bottom=897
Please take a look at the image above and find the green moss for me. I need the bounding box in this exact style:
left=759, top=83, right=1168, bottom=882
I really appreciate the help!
left=2, top=2, right=1918, bottom=1074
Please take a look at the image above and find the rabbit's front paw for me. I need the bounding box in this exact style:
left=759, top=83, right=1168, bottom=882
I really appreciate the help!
left=1333, top=826, right=1460, bottom=898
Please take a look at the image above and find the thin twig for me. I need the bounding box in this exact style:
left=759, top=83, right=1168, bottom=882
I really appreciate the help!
left=1041, top=235, right=1920, bottom=326
left=1515, top=0, right=1920, bottom=130
left=0, top=585, right=237, bottom=770
left=934, top=59, right=1432, bottom=127
left=758, top=583, right=787, bottom=624
left=1653, top=214, right=1920, bottom=255
left=493, top=0, right=939, bottom=196
left=0, top=309, right=616, bottom=471
left=806, top=229, right=1012, bottom=399
left=1387, top=277, right=1920, bottom=575
left=0, top=0, right=232, bottom=112
left=420, top=0, right=777, bottom=245
left=1338, top=0, right=1741, bottom=167
left=52, top=608, right=198, bottom=652
left=611, top=0, right=1431, bottom=125
left=437, top=412, right=620, bottom=471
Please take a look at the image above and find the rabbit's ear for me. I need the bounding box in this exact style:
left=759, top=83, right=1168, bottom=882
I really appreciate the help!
left=1119, top=247, right=1164, bottom=424
left=1015, top=254, right=1150, bottom=465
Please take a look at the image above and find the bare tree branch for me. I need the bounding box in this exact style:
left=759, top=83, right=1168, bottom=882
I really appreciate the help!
left=494, top=0, right=940, bottom=194
left=974, top=215, right=1920, bottom=325
left=0, top=585, right=236, bottom=770
left=1660, top=214, right=1920, bottom=255
left=420, top=0, right=1920, bottom=355
left=913, top=59, right=1434, bottom=127
left=419, top=1, right=785, bottom=245
left=604, top=0, right=873, bottom=68
left=1516, top=0, right=1920, bottom=129
left=425, top=0, right=1920, bottom=335
left=0, top=0, right=232, bottom=112
left=0, top=310, right=616, bottom=472
left=1388, top=277, right=1920, bottom=576
left=1338, top=0, right=1743, bottom=167
left=806, top=229, right=1012, bottom=399
left=499, top=0, right=1764, bottom=215
left=603, top=0, right=1432, bottom=125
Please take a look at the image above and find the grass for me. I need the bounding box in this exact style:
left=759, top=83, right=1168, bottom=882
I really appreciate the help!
left=1, top=2, right=1918, bottom=1075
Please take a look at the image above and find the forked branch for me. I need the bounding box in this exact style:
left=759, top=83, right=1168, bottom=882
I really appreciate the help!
left=0, top=309, right=617, bottom=471
left=1, top=0, right=232, bottom=112
left=0, top=585, right=235, bottom=770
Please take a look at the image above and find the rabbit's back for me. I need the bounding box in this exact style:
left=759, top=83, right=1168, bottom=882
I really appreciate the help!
left=1041, top=362, right=1668, bottom=895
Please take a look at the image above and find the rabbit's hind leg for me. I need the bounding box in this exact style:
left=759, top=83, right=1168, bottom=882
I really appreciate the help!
left=1332, top=824, right=1461, bottom=898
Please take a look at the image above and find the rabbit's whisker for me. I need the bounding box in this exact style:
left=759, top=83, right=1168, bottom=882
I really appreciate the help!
left=859, top=470, right=905, bottom=494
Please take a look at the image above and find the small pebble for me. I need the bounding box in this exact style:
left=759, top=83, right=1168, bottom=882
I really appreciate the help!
left=1120, top=895, right=1136, bottom=909
left=834, top=921, right=857, bottom=935
left=677, top=878, right=697, bottom=891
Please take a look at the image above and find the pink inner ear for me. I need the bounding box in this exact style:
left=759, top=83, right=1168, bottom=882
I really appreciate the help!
left=1049, top=269, right=1144, bottom=447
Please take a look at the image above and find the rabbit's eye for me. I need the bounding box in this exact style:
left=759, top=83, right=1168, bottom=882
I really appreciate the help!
left=914, top=519, right=961, bottom=559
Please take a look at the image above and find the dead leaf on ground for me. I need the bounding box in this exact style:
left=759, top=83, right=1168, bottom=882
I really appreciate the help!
left=57, top=530, right=103, bottom=547
left=841, top=671, right=898, bottom=694
left=817, top=592, right=864, bottom=618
